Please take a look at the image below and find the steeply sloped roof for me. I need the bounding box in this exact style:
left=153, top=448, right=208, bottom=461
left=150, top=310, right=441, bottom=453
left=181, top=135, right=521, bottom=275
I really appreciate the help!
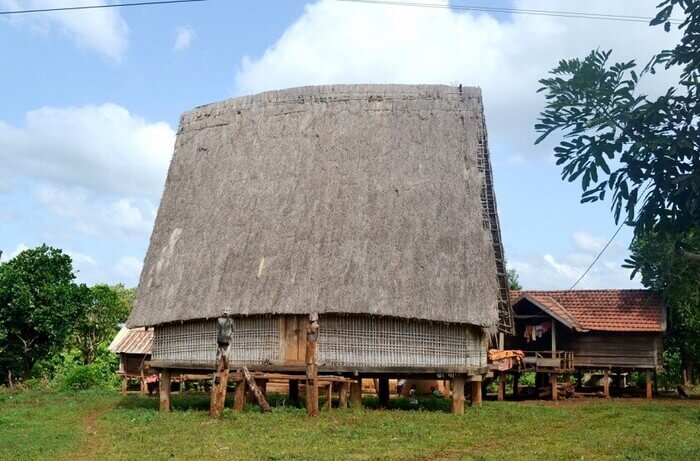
left=127, top=84, right=507, bottom=328
left=108, top=326, right=153, bottom=354
left=510, top=290, right=666, bottom=332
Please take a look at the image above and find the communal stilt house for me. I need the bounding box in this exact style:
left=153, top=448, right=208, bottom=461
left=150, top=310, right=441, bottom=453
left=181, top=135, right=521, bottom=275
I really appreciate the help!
left=126, top=84, right=513, bottom=415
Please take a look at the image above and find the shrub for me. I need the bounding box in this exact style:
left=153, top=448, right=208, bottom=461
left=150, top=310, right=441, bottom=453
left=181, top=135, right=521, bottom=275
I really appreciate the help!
left=62, top=365, right=102, bottom=391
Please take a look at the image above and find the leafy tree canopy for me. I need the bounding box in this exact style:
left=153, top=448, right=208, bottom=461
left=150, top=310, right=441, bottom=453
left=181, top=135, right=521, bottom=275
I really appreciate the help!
left=71, top=284, right=133, bottom=365
left=0, top=245, right=84, bottom=380
left=535, top=0, right=699, bottom=259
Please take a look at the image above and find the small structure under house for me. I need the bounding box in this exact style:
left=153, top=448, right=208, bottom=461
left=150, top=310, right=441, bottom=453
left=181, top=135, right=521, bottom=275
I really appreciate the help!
left=125, top=84, right=514, bottom=416
left=108, top=326, right=153, bottom=393
left=496, top=289, right=666, bottom=401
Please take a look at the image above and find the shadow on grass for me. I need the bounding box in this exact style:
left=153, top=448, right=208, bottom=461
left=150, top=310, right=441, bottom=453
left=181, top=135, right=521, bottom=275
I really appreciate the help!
left=115, top=392, right=454, bottom=413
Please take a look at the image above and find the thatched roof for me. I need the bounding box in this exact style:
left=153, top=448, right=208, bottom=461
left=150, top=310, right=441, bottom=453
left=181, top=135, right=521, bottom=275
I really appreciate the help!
left=127, top=84, right=506, bottom=328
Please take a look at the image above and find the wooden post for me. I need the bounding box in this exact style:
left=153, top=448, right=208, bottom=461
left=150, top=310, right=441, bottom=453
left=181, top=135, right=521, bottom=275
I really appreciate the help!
left=339, top=382, right=349, bottom=408
left=242, top=367, right=271, bottom=412
left=498, top=332, right=505, bottom=350
left=603, top=369, right=610, bottom=398
left=233, top=379, right=246, bottom=412
left=325, top=383, right=333, bottom=411
left=513, top=373, right=520, bottom=398
left=470, top=377, right=482, bottom=406
left=140, top=377, right=147, bottom=395
left=350, top=378, right=362, bottom=408
left=305, top=313, right=320, bottom=417
left=289, top=380, right=299, bottom=406
left=159, top=370, right=171, bottom=412
left=497, top=372, right=506, bottom=402
left=378, top=378, right=390, bottom=408
left=646, top=370, right=653, bottom=400
left=120, top=376, right=127, bottom=395
left=550, top=373, right=558, bottom=401
left=452, top=376, right=465, bottom=414
left=209, top=363, right=230, bottom=418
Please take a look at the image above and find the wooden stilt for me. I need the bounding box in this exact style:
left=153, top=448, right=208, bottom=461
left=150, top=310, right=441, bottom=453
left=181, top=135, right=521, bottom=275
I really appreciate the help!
left=350, top=378, right=362, bottom=408
left=305, top=313, right=320, bottom=417
left=603, top=369, right=610, bottom=398
left=550, top=373, right=558, bottom=401
left=378, top=378, right=390, bottom=408
left=470, top=378, right=482, bottom=406
left=140, top=377, right=147, bottom=395
left=289, top=380, right=299, bottom=406
left=646, top=370, right=653, bottom=400
left=452, top=376, right=465, bottom=414
left=120, top=376, right=127, bottom=395
left=159, top=370, right=171, bottom=412
left=233, top=379, right=246, bottom=412
left=497, top=372, right=506, bottom=402
left=339, top=382, right=349, bottom=408
left=209, top=364, right=230, bottom=418
left=325, top=383, right=333, bottom=411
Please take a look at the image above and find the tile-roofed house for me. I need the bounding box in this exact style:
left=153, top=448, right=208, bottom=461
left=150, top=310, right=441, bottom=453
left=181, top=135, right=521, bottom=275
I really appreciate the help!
left=510, top=290, right=666, bottom=332
left=507, top=289, right=666, bottom=380
left=109, top=326, right=153, bottom=393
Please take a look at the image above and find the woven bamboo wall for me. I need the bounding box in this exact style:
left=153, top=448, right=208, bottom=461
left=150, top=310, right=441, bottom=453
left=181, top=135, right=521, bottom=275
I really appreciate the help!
left=152, top=315, right=487, bottom=368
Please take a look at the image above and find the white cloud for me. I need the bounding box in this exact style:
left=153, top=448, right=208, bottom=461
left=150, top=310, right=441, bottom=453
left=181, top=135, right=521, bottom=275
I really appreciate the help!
left=509, top=231, right=640, bottom=290
left=34, top=185, right=157, bottom=240
left=173, top=25, right=195, bottom=51
left=234, top=0, right=681, bottom=160
left=0, top=103, right=175, bottom=200
left=113, top=255, right=142, bottom=285
left=0, top=243, right=29, bottom=262
left=1, top=0, right=129, bottom=62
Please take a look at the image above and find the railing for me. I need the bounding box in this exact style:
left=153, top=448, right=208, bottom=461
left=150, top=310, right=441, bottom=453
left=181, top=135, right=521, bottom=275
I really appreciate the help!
left=521, top=351, right=574, bottom=372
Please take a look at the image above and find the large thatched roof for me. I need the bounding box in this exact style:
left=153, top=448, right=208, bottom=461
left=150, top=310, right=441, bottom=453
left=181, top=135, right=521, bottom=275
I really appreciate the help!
left=127, top=84, right=506, bottom=328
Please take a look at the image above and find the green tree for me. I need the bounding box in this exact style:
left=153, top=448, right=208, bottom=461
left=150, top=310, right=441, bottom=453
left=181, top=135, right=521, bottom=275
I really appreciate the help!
left=535, top=0, right=699, bottom=259
left=0, top=245, right=84, bottom=381
left=626, top=230, right=700, bottom=384
left=71, top=284, right=132, bottom=365
left=507, top=268, right=522, bottom=291
left=534, top=0, right=699, bottom=384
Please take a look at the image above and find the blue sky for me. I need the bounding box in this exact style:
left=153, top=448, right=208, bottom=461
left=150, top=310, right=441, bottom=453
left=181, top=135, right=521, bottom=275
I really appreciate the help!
left=0, top=0, right=681, bottom=289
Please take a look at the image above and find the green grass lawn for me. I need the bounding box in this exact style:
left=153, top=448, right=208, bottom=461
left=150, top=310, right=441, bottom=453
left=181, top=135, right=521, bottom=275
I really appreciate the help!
left=1, top=390, right=699, bottom=460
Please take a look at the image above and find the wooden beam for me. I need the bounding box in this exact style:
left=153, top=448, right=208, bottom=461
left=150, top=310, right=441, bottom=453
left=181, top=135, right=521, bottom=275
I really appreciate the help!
left=233, top=379, right=246, bottom=412
left=452, top=376, right=465, bottom=414
left=646, top=370, right=653, bottom=400
left=159, top=370, right=171, bottom=412
left=339, top=382, right=349, bottom=408
left=305, top=313, right=320, bottom=417
left=497, top=372, right=506, bottom=402
left=350, top=378, right=362, bottom=409
left=242, top=366, right=271, bottom=412
left=550, top=373, right=558, bottom=401
left=551, top=320, right=557, bottom=353
left=378, top=378, right=390, bottom=408
left=470, top=380, right=482, bottom=406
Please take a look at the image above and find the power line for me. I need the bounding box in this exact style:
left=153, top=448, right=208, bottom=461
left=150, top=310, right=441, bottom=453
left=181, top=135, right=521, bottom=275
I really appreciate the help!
left=0, top=0, right=207, bottom=16
left=568, top=223, right=625, bottom=291
left=337, top=0, right=683, bottom=25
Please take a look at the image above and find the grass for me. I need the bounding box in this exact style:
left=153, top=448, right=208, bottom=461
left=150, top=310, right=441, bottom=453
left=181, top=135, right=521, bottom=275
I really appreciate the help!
left=1, top=389, right=699, bottom=460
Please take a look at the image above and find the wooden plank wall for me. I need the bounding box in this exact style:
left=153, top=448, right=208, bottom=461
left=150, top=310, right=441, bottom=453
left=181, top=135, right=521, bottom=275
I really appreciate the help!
left=559, top=332, right=660, bottom=369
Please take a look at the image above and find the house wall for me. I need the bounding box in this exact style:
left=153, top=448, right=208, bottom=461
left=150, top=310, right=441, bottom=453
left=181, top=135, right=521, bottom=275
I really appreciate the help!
left=151, top=314, right=488, bottom=370
left=559, top=331, right=663, bottom=370
left=121, top=353, right=151, bottom=376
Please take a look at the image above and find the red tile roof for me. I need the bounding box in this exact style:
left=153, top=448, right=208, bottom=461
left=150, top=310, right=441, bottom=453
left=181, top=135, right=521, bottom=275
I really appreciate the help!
left=510, top=290, right=666, bottom=332
left=108, top=326, right=153, bottom=354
